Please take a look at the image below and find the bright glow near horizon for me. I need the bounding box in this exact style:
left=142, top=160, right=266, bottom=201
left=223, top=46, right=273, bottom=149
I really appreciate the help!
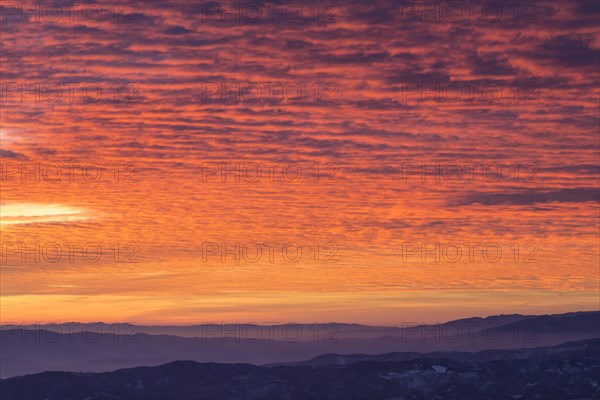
left=1, top=203, right=87, bottom=225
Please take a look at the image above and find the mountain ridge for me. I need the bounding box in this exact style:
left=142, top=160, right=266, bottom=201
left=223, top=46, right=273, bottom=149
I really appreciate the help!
left=2, top=311, right=598, bottom=378
left=2, top=338, right=599, bottom=400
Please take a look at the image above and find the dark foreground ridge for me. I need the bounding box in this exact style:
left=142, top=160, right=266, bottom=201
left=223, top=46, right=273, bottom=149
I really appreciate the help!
left=1, top=338, right=599, bottom=400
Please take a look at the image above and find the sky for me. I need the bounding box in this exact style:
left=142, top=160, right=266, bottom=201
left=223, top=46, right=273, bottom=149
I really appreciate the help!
left=0, top=0, right=599, bottom=325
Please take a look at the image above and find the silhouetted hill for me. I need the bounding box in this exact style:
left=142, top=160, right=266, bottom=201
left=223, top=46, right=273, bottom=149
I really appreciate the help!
left=2, top=339, right=599, bottom=400
left=1, top=311, right=598, bottom=378
left=267, top=337, right=600, bottom=366
left=5, top=311, right=594, bottom=340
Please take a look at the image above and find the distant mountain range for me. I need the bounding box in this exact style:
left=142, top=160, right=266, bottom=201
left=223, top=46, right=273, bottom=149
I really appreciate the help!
left=1, top=311, right=598, bottom=378
left=0, top=313, right=537, bottom=339
left=2, top=338, right=599, bottom=400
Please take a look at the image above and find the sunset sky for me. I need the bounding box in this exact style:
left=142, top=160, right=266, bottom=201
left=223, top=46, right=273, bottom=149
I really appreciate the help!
left=1, top=0, right=598, bottom=325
